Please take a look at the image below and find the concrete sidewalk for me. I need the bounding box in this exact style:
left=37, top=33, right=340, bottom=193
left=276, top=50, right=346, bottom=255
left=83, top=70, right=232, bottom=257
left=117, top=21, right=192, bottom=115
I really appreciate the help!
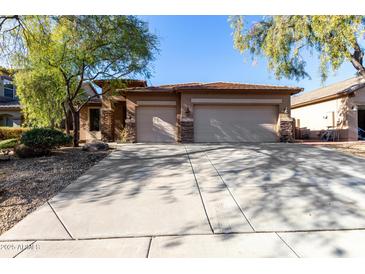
left=3, top=230, right=365, bottom=258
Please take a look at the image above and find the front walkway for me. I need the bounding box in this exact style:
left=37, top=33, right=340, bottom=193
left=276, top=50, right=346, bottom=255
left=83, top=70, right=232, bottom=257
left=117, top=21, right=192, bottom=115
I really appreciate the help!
left=1, top=144, right=365, bottom=257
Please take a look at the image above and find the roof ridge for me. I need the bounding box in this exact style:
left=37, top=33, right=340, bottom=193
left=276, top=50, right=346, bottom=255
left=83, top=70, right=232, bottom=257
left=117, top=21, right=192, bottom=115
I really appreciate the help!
left=157, top=81, right=301, bottom=89
left=203, top=81, right=300, bottom=88
left=291, top=76, right=365, bottom=107
left=293, top=76, right=364, bottom=98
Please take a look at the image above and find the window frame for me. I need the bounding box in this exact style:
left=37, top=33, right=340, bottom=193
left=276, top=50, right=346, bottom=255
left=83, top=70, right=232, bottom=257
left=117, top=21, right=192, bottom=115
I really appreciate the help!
left=3, top=79, right=15, bottom=98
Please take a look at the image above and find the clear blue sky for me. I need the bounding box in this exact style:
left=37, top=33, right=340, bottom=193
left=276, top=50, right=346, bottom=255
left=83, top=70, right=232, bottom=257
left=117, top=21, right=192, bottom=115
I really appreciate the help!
left=140, top=15, right=356, bottom=93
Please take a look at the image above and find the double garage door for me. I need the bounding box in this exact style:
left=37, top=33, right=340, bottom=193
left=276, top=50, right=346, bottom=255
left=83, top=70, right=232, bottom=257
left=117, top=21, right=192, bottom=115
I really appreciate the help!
left=194, top=105, right=278, bottom=142
left=136, top=105, right=278, bottom=143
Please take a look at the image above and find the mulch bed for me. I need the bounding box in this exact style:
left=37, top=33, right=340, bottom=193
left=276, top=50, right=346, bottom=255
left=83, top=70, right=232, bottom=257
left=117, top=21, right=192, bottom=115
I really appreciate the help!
left=0, top=147, right=111, bottom=235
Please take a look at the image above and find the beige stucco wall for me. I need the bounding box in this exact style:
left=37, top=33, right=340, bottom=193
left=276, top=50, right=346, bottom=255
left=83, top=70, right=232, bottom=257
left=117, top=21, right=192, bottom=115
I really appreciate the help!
left=126, top=93, right=179, bottom=115
left=292, top=87, right=365, bottom=141
left=80, top=105, right=102, bottom=142
left=291, top=96, right=351, bottom=140
left=180, top=91, right=290, bottom=117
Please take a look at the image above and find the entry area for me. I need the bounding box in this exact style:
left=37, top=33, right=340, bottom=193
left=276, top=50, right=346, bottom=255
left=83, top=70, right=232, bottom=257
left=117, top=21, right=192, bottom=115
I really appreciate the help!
left=136, top=106, right=177, bottom=143
left=193, top=105, right=279, bottom=142
left=358, top=105, right=365, bottom=140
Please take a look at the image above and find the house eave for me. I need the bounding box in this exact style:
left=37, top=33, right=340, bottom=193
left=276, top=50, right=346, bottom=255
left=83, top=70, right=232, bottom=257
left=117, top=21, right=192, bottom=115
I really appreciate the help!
left=292, top=92, right=353, bottom=109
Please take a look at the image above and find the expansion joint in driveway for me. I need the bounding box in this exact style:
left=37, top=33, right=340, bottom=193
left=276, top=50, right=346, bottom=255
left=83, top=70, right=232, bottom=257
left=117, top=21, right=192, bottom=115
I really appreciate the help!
left=146, top=237, right=153, bottom=258
left=12, top=240, right=37, bottom=258
left=204, top=152, right=256, bottom=232
left=47, top=201, right=74, bottom=240
left=275, top=232, right=300, bottom=258
left=184, top=145, right=215, bottom=234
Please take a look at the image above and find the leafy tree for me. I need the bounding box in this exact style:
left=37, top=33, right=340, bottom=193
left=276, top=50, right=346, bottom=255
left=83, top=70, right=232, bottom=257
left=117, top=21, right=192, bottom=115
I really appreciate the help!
left=231, top=16, right=365, bottom=81
left=14, top=67, right=66, bottom=128
left=4, top=15, right=158, bottom=147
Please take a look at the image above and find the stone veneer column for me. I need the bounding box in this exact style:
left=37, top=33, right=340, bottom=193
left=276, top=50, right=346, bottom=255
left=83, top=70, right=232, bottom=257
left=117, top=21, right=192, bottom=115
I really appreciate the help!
left=279, top=114, right=295, bottom=142
left=124, top=118, right=136, bottom=143
left=101, top=109, right=114, bottom=142
left=180, top=118, right=194, bottom=143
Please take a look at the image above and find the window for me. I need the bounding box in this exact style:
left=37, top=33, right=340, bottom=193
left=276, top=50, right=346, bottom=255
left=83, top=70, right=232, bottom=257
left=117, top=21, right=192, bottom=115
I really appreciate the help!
left=3, top=79, right=15, bottom=98
left=5, top=117, right=13, bottom=127
left=89, top=108, right=100, bottom=131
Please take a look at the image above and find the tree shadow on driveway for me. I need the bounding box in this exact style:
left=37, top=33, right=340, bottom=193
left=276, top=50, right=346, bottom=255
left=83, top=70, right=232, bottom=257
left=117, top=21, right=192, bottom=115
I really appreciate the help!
left=46, top=143, right=365, bottom=255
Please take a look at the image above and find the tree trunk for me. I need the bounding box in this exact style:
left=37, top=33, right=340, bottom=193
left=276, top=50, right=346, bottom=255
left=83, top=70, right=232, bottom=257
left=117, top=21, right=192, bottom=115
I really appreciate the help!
left=350, top=57, right=365, bottom=78
left=72, top=111, right=80, bottom=147
left=351, top=42, right=365, bottom=78
left=65, top=114, right=70, bottom=135
left=62, top=102, right=70, bottom=135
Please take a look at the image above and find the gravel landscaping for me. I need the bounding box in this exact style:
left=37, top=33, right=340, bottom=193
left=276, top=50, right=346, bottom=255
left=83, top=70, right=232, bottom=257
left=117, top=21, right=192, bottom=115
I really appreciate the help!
left=0, top=147, right=111, bottom=235
left=309, top=141, right=365, bottom=158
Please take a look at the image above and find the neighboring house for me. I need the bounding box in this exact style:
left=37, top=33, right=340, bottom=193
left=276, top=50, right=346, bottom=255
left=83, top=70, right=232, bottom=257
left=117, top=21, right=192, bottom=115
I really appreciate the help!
left=291, top=76, right=365, bottom=141
left=80, top=80, right=302, bottom=143
left=0, top=75, right=22, bottom=127
left=0, top=72, right=98, bottom=129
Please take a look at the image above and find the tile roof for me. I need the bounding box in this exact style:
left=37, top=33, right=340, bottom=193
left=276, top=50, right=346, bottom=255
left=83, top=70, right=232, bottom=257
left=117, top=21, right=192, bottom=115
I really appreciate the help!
left=291, top=76, right=365, bottom=107
left=126, top=82, right=303, bottom=94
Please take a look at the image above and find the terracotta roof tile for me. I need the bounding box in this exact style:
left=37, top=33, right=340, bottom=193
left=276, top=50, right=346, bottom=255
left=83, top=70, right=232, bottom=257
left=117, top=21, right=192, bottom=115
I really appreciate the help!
left=126, top=81, right=302, bottom=94
left=291, top=76, right=365, bottom=107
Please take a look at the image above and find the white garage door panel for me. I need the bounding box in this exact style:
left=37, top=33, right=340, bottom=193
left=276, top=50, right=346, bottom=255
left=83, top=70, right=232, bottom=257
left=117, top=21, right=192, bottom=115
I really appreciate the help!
left=194, top=105, right=278, bottom=142
left=137, top=106, right=176, bottom=143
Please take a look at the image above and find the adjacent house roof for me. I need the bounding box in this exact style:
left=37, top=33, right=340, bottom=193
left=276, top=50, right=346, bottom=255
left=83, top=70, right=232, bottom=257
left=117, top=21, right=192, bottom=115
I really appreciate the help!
left=0, top=96, right=21, bottom=109
left=291, top=76, right=365, bottom=108
left=124, top=82, right=303, bottom=94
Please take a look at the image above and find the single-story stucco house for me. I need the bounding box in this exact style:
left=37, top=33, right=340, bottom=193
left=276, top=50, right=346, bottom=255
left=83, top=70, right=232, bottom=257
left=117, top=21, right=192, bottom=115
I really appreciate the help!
left=80, top=80, right=302, bottom=143
left=291, top=76, right=365, bottom=141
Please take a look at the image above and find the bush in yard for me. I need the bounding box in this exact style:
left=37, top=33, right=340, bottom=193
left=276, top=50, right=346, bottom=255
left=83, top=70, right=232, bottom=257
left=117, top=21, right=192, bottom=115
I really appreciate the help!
left=20, top=128, right=71, bottom=150
left=14, top=144, right=51, bottom=158
left=0, top=138, right=18, bottom=149
left=0, top=127, right=29, bottom=140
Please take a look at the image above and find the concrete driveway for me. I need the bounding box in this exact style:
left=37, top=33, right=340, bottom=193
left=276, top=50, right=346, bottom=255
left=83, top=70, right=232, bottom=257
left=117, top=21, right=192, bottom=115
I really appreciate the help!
left=2, top=143, right=365, bottom=257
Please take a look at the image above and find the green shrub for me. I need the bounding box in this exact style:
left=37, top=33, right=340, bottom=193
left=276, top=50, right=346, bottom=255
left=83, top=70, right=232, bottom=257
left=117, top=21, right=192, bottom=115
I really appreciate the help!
left=14, top=144, right=50, bottom=158
left=0, top=138, right=18, bottom=149
left=0, top=127, right=29, bottom=140
left=20, top=128, right=71, bottom=150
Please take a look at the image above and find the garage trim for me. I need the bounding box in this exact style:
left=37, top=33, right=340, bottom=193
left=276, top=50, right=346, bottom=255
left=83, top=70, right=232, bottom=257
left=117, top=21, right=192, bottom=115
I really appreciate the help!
left=191, top=98, right=282, bottom=104
left=137, top=101, right=176, bottom=106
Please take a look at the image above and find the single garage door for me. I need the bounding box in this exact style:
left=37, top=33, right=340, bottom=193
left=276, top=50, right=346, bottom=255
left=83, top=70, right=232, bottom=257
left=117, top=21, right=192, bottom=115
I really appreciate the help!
left=194, top=105, right=278, bottom=142
left=136, top=106, right=177, bottom=143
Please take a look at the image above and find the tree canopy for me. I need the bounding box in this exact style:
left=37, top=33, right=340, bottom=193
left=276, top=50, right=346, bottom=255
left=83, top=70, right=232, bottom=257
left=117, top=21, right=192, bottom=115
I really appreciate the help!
left=1, top=15, right=158, bottom=146
left=14, top=67, right=66, bottom=128
left=231, top=16, right=365, bottom=81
